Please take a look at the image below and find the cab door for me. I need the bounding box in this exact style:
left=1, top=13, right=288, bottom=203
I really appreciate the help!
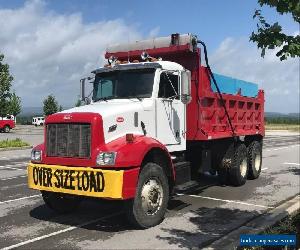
left=155, top=70, right=186, bottom=151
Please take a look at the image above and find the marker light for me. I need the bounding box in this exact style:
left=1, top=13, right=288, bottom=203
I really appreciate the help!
left=141, top=51, right=149, bottom=61
left=108, top=56, right=117, bottom=65
left=141, top=51, right=158, bottom=62
left=126, top=133, right=134, bottom=143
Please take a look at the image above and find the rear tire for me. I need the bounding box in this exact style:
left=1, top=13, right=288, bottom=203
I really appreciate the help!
left=4, top=125, right=10, bottom=133
left=247, top=141, right=262, bottom=179
left=228, top=143, right=248, bottom=186
left=124, top=162, right=169, bottom=228
left=41, top=191, right=81, bottom=214
left=216, top=142, right=235, bottom=185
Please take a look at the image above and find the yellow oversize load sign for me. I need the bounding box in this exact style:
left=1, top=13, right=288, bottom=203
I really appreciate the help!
left=28, top=163, right=124, bottom=199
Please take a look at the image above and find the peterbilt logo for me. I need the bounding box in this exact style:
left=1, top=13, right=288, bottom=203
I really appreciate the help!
left=116, top=117, right=124, bottom=122
left=63, top=115, right=72, bottom=120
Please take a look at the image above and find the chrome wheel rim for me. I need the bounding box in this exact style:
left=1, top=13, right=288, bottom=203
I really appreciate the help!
left=240, top=158, right=247, bottom=178
left=141, top=178, right=163, bottom=216
left=254, top=154, right=261, bottom=171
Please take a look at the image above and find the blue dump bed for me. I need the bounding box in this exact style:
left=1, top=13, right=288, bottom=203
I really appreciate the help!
left=211, top=73, right=258, bottom=97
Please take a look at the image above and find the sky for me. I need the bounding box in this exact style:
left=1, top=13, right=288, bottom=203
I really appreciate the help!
left=0, top=0, right=299, bottom=113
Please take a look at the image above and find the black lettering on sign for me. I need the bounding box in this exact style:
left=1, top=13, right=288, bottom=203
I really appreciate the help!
left=32, top=167, right=52, bottom=187
left=46, top=168, right=52, bottom=187
left=96, top=172, right=105, bottom=192
left=77, top=172, right=82, bottom=190
left=82, top=171, right=89, bottom=191
left=89, top=172, right=96, bottom=192
left=54, top=169, right=61, bottom=188
left=63, top=170, right=70, bottom=189
left=32, top=167, right=106, bottom=194
left=33, top=167, right=39, bottom=185
left=69, top=170, right=75, bottom=190
left=42, top=168, right=47, bottom=187
left=38, top=167, right=43, bottom=186
left=59, top=170, right=64, bottom=189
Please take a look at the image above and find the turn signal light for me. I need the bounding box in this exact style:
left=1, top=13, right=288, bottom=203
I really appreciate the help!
left=126, top=133, right=134, bottom=143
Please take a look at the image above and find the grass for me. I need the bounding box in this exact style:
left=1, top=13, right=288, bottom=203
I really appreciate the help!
left=265, top=123, right=300, bottom=132
left=0, top=138, right=30, bottom=148
left=239, top=211, right=300, bottom=250
left=264, top=212, right=299, bottom=234
left=260, top=211, right=300, bottom=249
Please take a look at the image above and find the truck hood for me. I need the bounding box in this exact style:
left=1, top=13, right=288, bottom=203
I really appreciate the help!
left=60, top=99, right=148, bottom=118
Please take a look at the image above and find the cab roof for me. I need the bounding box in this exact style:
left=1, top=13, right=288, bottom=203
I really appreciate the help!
left=92, top=61, right=184, bottom=75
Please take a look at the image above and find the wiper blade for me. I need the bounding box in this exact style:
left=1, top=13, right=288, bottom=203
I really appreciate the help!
left=124, top=95, right=148, bottom=101
left=95, top=96, right=116, bottom=102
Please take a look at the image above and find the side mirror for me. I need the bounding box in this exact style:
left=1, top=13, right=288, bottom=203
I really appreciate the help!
left=80, top=77, right=93, bottom=105
left=181, top=70, right=192, bottom=104
left=80, top=78, right=86, bottom=102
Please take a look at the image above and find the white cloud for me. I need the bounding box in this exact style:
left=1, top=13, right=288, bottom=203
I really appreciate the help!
left=0, top=0, right=141, bottom=107
left=1, top=1, right=299, bottom=113
left=210, top=37, right=299, bottom=113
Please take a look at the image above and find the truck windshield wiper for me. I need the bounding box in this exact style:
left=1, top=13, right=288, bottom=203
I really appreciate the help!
left=95, top=96, right=116, bottom=102
left=116, top=96, right=145, bottom=101
left=126, top=96, right=143, bottom=101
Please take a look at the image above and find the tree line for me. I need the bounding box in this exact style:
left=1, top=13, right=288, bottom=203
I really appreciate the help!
left=1, top=53, right=74, bottom=121
left=0, top=54, right=21, bottom=119
left=265, top=117, right=300, bottom=125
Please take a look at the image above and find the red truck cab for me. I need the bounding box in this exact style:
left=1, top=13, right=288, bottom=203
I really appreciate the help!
left=0, top=115, right=15, bottom=133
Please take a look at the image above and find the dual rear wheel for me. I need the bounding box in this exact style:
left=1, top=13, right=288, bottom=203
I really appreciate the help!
left=218, top=140, right=262, bottom=186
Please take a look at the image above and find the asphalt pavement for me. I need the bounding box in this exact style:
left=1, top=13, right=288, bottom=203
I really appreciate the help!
left=0, top=129, right=299, bottom=249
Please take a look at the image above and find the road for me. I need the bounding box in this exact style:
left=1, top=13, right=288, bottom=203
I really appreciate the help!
left=0, top=130, right=299, bottom=249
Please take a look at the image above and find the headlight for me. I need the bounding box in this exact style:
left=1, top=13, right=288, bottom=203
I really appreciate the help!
left=96, top=152, right=116, bottom=166
left=31, top=150, right=42, bottom=162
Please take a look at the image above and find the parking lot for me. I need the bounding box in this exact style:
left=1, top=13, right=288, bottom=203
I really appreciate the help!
left=0, top=127, right=299, bottom=249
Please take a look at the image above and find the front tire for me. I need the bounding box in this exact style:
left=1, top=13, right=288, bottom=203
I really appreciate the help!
left=247, top=141, right=262, bottom=179
left=125, top=162, right=169, bottom=228
left=4, top=125, right=10, bottom=133
left=41, top=191, right=81, bottom=214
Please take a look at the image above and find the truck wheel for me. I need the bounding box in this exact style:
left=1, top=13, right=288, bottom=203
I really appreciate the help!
left=41, top=191, right=81, bottom=214
left=125, top=162, right=169, bottom=228
left=228, top=143, right=248, bottom=186
left=4, top=125, right=10, bottom=133
left=247, top=141, right=262, bottom=179
left=216, top=142, right=235, bottom=185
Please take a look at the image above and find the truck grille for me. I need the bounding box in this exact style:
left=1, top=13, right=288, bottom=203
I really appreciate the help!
left=46, top=123, right=91, bottom=158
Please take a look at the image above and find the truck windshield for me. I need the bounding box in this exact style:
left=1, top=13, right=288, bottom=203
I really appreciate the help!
left=93, top=69, right=155, bottom=101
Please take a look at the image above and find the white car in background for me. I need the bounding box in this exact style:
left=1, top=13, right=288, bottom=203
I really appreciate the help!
left=32, top=117, right=45, bottom=126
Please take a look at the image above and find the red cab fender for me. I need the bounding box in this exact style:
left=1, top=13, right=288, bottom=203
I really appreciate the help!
left=99, top=135, right=175, bottom=178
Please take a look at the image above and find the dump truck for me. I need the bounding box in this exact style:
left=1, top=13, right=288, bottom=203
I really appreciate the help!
left=28, top=33, right=264, bottom=228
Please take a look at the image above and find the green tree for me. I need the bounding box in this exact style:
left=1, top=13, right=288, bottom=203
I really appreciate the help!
left=43, top=95, right=59, bottom=116
left=250, top=0, right=300, bottom=60
left=0, top=54, right=13, bottom=117
left=8, top=92, right=21, bottom=119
